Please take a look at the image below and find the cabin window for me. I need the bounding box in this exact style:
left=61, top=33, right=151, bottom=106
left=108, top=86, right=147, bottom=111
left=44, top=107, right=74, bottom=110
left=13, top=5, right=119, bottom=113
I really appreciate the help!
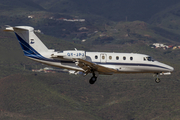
left=102, top=56, right=105, bottom=59
left=147, top=57, right=154, bottom=62
left=130, top=57, right=133, bottom=60
left=95, top=55, right=98, bottom=59
left=123, top=56, right=126, bottom=60
left=116, top=56, right=119, bottom=60
left=109, top=56, right=112, bottom=60
left=144, top=57, right=146, bottom=61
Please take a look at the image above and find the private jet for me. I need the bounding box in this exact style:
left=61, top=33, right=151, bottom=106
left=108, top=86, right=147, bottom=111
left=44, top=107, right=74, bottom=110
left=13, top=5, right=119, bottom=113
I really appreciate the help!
left=5, top=26, right=174, bottom=84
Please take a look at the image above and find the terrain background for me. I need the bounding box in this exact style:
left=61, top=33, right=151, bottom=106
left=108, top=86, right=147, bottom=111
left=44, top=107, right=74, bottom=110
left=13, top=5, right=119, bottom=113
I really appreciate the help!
left=0, top=0, right=180, bottom=119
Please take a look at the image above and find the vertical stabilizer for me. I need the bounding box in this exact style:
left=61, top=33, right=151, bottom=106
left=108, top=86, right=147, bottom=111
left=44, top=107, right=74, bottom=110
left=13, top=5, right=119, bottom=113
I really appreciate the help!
left=5, top=26, right=49, bottom=57
left=14, top=26, right=48, bottom=52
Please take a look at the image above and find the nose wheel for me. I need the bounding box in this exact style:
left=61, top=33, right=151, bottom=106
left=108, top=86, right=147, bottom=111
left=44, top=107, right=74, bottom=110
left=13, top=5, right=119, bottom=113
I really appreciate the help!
left=155, top=73, right=161, bottom=83
left=155, top=78, right=161, bottom=83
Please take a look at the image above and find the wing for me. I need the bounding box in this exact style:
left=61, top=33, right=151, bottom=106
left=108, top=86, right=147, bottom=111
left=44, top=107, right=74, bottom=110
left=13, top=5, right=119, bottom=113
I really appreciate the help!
left=75, top=59, right=117, bottom=75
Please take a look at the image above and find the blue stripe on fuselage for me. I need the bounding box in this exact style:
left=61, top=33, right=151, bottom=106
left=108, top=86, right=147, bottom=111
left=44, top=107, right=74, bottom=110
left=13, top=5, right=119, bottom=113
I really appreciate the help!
left=96, top=62, right=170, bottom=70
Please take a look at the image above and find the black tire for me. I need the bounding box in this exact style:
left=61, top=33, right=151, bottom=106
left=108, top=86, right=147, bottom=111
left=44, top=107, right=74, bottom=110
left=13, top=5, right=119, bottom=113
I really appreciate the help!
left=155, top=78, right=160, bottom=83
left=89, top=77, right=97, bottom=84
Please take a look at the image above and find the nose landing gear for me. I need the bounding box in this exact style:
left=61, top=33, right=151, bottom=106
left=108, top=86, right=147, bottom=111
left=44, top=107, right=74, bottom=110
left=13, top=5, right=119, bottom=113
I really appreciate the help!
left=155, top=78, right=161, bottom=83
left=155, top=73, right=161, bottom=83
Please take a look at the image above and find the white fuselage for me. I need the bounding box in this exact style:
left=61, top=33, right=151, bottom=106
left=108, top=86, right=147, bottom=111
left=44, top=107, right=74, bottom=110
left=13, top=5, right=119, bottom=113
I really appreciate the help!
left=28, top=51, right=174, bottom=74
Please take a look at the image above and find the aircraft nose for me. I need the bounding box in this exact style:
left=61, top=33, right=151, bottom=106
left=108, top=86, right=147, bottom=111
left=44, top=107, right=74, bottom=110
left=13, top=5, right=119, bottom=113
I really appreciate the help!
left=165, top=64, right=174, bottom=72
left=169, top=66, right=174, bottom=72
left=158, top=61, right=174, bottom=72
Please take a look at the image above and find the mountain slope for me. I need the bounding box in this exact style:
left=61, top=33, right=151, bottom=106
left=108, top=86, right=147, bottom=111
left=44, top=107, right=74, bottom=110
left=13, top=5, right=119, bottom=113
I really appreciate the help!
left=149, top=2, right=180, bottom=32
left=0, top=0, right=44, bottom=11
left=33, top=0, right=180, bottom=21
left=0, top=71, right=180, bottom=119
left=0, top=74, right=100, bottom=120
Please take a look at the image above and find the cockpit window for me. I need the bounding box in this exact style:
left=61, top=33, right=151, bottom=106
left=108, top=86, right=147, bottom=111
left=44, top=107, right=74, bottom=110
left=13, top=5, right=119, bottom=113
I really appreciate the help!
left=147, top=57, right=152, bottom=61
left=144, top=57, right=154, bottom=62
left=57, top=51, right=63, bottom=53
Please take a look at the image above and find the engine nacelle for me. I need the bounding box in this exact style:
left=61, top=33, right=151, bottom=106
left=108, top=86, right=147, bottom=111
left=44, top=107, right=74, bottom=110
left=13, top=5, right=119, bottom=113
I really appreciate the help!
left=52, top=50, right=86, bottom=60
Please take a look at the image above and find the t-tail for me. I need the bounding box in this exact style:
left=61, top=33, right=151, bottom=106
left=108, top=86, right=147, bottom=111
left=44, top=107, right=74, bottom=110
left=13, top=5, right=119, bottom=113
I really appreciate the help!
left=4, top=26, right=54, bottom=59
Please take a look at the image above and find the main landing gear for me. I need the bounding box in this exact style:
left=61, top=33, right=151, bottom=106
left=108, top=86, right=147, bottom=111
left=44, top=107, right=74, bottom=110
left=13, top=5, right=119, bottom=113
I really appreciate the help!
left=155, top=73, right=161, bottom=83
left=89, top=72, right=97, bottom=84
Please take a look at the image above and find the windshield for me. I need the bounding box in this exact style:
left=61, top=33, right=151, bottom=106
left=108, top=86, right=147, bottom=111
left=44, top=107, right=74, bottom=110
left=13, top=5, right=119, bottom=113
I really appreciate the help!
left=147, top=57, right=152, bottom=61
left=144, top=57, right=155, bottom=62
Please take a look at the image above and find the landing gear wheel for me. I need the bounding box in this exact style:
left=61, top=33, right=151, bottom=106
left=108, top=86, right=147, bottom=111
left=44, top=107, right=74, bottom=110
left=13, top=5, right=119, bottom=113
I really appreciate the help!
left=89, top=77, right=97, bottom=84
left=155, top=78, right=161, bottom=83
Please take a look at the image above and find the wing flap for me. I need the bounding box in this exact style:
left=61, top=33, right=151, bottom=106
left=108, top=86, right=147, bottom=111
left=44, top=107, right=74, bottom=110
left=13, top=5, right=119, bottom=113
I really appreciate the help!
left=76, top=59, right=117, bottom=75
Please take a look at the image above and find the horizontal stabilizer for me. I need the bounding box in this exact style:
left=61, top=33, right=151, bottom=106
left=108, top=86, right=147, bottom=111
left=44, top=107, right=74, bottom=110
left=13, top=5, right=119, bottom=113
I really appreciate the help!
left=4, top=26, right=35, bottom=32
left=4, top=26, right=14, bottom=32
